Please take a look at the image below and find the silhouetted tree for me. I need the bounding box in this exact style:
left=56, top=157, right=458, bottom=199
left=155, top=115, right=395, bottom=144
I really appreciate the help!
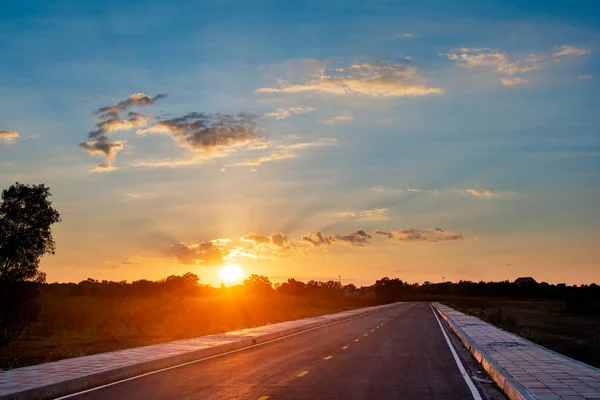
left=0, top=182, right=61, bottom=346
left=0, top=182, right=61, bottom=282
left=243, top=274, right=273, bottom=295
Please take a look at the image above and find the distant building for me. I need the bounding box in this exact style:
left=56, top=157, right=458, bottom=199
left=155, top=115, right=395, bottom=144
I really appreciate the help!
left=514, top=277, right=537, bottom=285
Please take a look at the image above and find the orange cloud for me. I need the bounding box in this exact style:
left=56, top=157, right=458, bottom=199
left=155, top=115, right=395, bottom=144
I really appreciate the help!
left=375, top=228, right=465, bottom=242
left=266, top=107, right=315, bottom=119
left=256, top=61, right=442, bottom=97
left=0, top=131, right=19, bottom=142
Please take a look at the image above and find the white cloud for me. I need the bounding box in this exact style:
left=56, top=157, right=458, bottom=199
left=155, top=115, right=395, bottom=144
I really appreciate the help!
left=124, top=192, right=153, bottom=198
left=277, top=137, right=338, bottom=150
left=322, top=115, right=355, bottom=124
left=266, top=107, right=315, bottom=120
left=372, top=186, right=514, bottom=199
left=256, top=61, right=443, bottom=97
left=554, top=45, right=589, bottom=58
left=91, top=163, right=117, bottom=173
left=501, top=77, right=528, bottom=86
left=444, top=48, right=543, bottom=76
left=227, top=152, right=297, bottom=167
left=226, top=137, right=337, bottom=168
left=339, top=208, right=389, bottom=219
left=464, top=188, right=515, bottom=198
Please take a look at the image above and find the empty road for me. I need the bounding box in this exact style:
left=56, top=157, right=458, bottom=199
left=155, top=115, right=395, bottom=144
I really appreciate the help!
left=64, top=303, right=497, bottom=400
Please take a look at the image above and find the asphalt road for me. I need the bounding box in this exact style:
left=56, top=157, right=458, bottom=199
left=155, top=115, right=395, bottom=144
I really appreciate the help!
left=67, top=303, right=501, bottom=400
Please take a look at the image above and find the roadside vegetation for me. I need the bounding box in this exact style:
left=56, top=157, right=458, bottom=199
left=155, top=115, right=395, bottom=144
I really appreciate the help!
left=1, top=182, right=599, bottom=370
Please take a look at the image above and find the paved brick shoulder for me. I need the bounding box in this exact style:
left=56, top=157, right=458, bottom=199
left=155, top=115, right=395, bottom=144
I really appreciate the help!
left=434, top=303, right=600, bottom=400
left=0, top=304, right=395, bottom=399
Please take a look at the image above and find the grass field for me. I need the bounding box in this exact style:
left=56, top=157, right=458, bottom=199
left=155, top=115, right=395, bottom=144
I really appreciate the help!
left=0, top=297, right=364, bottom=370
left=443, top=299, right=600, bottom=368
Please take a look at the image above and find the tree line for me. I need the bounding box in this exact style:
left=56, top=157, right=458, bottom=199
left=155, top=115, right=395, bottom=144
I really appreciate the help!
left=1, top=182, right=598, bottom=357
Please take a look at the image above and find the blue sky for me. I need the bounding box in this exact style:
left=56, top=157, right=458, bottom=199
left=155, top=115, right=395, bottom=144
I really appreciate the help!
left=1, top=0, right=599, bottom=285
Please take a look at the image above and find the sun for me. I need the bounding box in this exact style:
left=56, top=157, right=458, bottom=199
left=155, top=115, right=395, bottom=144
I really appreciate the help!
left=218, top=263, right=244, bottom=283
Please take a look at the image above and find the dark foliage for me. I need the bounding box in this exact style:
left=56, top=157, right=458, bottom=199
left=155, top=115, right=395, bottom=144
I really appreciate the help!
left=0, top=182, right=61, bottom=347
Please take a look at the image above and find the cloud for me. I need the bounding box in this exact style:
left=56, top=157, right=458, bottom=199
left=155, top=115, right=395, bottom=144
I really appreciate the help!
left=445, top=45, right=590, bottom=86
left=0, top=131, right=19, bottom=142
left=322, top=115, right=355, bottom=124
left=333, top=229, right=372, bottom=246
left=81, top=93, right=165, bottom=171
left=226, top=138, right=337, bottom=167
left=124, top=192, right=153, bottom=199
left=302, top=229, right=372, bottom=247
left=137, top=112, right=261, bottom=158
left=465, top=189, right=494, bottom=198
left=444, top=48, right=543, bottom=76
left=227, top=152, right=297, bottom=167
left=89, top=112, right=153, bottom=139
left=96, top=93, right=166, bottom=120
left=256, top=61, right=443, bottom=97
left=132, top=156, right=206, bottom=168
left=372, top=186, right=513, bottom=199
left=457, top=187, right=510, bottom=198
left=172, top=239, right=231, bottom=266
left=463, top=188, right=515, bottom=199
left=91, top=163, right=117, bottom=173
left=554, top=45, right=589, bottom=58
left=302, top=231, right=333, bottom=247
left=375, top=228, right=465, bottom=243
left=383, top=33, right=414, bottom=40
left=239, top=232, right=295, bottom=259
left=266, top=107, right=315, bottom=120
left=501, top=77, right=528, bottom=86
left=79, top=136, right=125, bottom=160
left=276, top=137, right=338, bottom=150
left=579, top=75, right=593, bottom=80
left=340, top=208, right=389, bottom=219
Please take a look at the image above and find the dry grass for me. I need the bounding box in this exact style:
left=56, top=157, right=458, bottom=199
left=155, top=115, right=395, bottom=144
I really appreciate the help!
left=1, top=293, right=368, bottom=370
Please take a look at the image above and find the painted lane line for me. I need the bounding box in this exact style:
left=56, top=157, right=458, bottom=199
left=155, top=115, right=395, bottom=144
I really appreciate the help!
left=363, top=333, right=368, bottom=337
left=371, top=329, right=375, bottom=332
left=354, top=339, right=360, bottom=342
left=258, top=397, right=270, bottom=400
left=342, top=346, right=348, bottom=350
left=430, top=305, right=483, bottom=400
left=54, top=305, right=407, bottom=399
left=324, top=356, right=333, bottom=360
left=297, top=371, right=310, bottom=377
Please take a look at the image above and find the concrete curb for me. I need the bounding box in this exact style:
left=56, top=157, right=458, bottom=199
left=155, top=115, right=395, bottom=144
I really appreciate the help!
left=432, top=303, right=537, bottom=400
left=1, top=303, right=399, bottom=400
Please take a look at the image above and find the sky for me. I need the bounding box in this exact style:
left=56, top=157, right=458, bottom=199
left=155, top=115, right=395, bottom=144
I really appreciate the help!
left=1, top=0, right=599, bottom=286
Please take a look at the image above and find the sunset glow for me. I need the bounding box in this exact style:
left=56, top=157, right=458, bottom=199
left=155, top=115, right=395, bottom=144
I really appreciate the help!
left=0, top=1, right=598, bottom=287
left=218, top=264, right=244, bottom=283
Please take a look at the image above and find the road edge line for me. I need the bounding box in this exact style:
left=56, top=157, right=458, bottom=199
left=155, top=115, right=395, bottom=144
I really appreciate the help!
left=430, top=304, right=483, bottom=400
left=42, top=303, right=400, bottom=400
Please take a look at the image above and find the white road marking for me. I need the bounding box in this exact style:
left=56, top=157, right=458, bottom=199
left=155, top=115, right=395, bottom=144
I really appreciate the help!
left=430, top=304, right=483, bottom=400
left=55, top=305, right=409, bottom=399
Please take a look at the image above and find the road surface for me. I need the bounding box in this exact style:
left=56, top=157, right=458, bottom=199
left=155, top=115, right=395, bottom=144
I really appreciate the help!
left=64, top=303, right=502, bottom=400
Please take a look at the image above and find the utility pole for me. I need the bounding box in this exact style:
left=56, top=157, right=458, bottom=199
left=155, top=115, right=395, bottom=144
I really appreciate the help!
left=442, top=276, right=445, bottom=283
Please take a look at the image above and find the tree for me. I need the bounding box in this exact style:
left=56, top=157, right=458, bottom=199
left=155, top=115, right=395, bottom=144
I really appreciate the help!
left=243, top=274, right=273, bottom=295
left=0, top=182, right=61, bottom=282
left=0, top=182, right=61, bottom=346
